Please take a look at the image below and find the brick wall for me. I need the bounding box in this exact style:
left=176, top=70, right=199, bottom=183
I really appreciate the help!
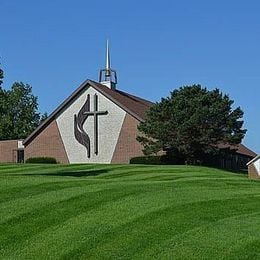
left=111, top=114, right=144, bottom=163
left=24, top=120, right=69, bottom=163
left=0, top=140, right=18, bottom=163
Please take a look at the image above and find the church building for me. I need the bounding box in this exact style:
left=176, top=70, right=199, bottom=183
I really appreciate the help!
left=0, top=43, right=257, bottom=166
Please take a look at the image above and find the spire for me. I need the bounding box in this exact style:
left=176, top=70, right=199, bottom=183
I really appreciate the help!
left=106, top=39, right=110, bottom=72
left=99, top=40, right=117, bottom=90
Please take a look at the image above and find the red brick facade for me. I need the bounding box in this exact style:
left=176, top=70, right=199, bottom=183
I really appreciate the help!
left=111, top=114, right=144, bottom=163
left=24, top=120, right=69, bottom=163
left=0, top=140, right=18, bottom=163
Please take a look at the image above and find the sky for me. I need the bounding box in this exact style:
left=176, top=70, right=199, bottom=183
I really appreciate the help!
left=0, top=0, right=259, bottom=153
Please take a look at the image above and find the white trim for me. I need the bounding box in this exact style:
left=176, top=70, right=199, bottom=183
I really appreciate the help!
left=247, top=155, right=260, bottom=166
left=17, top=140, right=24, bottom=149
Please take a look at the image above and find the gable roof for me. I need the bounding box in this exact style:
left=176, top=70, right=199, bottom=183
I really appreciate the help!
left=23, top=79, right=153, bottom=146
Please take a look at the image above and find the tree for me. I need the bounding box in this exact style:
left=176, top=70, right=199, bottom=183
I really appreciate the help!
left=0, top=82, right=46, bottom=140
left=137, top=85, right=247, bottom=164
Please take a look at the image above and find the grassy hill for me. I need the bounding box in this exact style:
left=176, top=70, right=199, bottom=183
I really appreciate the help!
left=0, top=164, right=260, bottom=259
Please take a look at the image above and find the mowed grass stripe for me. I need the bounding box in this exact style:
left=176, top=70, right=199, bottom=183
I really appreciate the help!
left=0, top=180, right=93, bottom=203
left=1, top=164, right=260, bottom=259
left=0, top=183, right=118, bottom=224
left=10, top=192, right=260, bottom=259
left=0, top=184, right=155, bottom=257
left=155, top=213, right=260, bottom=259
left=74, top=197, right=260, bottom=259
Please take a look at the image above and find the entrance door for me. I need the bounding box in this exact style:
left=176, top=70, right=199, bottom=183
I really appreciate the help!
left=17, top=149, right=24, bottom=163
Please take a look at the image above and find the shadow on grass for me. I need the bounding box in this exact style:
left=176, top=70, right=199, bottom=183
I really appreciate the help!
left=17, top=169, right=110, bottom=178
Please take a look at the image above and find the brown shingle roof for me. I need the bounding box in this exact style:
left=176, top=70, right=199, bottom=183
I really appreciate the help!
left=217, top=143, right=257, bottom=158
left=89, top=81, right=153, bottom=120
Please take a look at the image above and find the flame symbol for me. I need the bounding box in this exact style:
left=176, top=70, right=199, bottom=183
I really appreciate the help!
left=74, top=94, right=91, bottom=158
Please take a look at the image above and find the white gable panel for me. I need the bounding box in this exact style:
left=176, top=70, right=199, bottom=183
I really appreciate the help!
left=56, top=86, right=126, bottom=163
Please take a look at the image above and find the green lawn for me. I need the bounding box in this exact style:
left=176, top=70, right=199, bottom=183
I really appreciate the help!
left=0, top=164, right=260, bottom=259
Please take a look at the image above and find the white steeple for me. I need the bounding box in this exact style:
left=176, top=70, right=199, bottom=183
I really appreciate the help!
left=99, top=40, right=117, bottom=90
left=106, top=39, right=110, bottom=72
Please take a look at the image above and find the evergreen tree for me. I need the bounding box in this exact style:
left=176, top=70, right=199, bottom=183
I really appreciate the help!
left=137, top=85, right=247, bottom=164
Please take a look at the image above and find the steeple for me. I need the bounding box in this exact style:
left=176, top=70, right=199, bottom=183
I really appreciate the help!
left=99, top=40, right=117, bottom=90
left=105, top=40, right=110, bottom=72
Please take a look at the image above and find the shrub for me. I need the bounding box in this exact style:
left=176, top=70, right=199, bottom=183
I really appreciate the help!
left=25, top=157, right=57, bottom=164
left=160, top=153, right=185, bottom=165
left=130, top=156, right=162, bottom=165
left=130, top=153, right=186, bottom=165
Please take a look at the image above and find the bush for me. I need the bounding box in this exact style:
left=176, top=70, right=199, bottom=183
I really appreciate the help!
left=130, top=153, right=186, bottom=165
left=25, top=157, right=57, bottom=164
left=160, top=153, right=185, bottom=165
left=130, top=156, right=162, bottom=165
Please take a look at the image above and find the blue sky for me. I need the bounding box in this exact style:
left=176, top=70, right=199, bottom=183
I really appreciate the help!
left=1, top=0, right=259, bottom=153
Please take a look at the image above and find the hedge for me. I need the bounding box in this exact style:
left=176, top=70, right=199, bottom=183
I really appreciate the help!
left=130, top=154, right=185, bottom=165
left=25, top=157, right=58, bottom=164
left=130, top=156, right=162, bottom=165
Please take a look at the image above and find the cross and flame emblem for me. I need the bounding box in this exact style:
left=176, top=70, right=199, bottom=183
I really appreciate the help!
left=74, top=94, right=108, bottom=158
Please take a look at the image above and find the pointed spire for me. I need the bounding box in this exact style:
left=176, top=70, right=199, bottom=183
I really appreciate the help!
left=106, top=39, right=110, bottom=71
left=99, top=40, right=117, bottom=90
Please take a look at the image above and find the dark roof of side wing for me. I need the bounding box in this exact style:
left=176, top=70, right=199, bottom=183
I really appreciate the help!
left=216, top=143, right=257, bottom=158
left=236, top=144, right=257, bottom=158
left=23, top=80, right=153, bottom=146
